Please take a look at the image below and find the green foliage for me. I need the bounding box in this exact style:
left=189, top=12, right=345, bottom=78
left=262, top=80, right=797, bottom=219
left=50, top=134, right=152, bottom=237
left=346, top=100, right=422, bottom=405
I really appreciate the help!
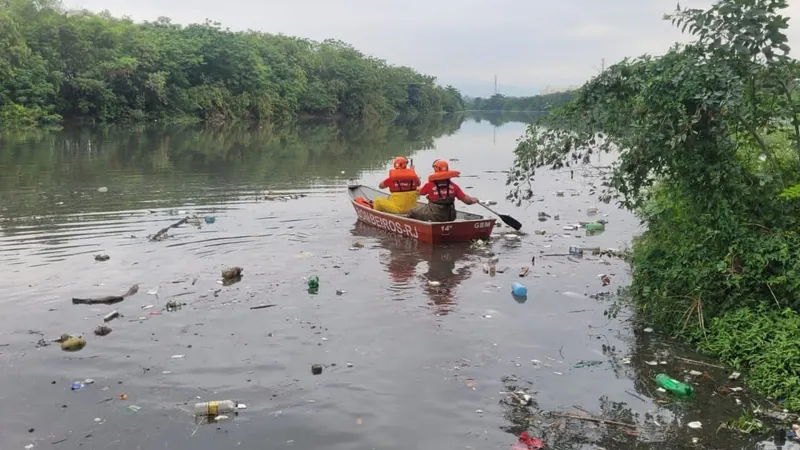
left=465, top=92, right=575, bottom=112
left=0, top=0, right=463, bottom=127
left=702, top=307, right=800, bottom=411
left=507, top=0, right=800, bottom=411
left=718, top=408, right=765, bottom=434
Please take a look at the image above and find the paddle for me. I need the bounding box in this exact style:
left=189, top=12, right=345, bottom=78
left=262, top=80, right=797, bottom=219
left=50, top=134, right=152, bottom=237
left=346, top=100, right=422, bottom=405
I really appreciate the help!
left=477, top=202, right=523, bottom=231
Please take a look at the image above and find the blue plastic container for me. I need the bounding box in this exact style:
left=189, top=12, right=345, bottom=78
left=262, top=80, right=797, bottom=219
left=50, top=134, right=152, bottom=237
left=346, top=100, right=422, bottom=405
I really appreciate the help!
left=204, top=216, right=216, bottom=224
left=511, top=282, right=528, bottom=296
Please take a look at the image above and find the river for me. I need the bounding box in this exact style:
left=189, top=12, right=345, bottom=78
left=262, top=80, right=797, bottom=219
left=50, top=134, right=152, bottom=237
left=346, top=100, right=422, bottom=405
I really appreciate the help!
left=0, top=114, right=782, bottom=450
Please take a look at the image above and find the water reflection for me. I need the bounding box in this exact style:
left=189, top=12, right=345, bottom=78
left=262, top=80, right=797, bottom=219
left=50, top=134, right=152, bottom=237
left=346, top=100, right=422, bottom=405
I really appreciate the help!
left=466, top=110, right=547, bottom=127
left=0, top=114, right=464, bottom=224
left=351, top=221, right=477, bottom=314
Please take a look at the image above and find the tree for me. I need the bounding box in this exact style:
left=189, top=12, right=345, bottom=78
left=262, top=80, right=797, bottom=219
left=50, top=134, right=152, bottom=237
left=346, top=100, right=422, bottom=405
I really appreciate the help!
left=0, top=0, right=465, bottom=127
left=507, top=0, right=800, bottom=411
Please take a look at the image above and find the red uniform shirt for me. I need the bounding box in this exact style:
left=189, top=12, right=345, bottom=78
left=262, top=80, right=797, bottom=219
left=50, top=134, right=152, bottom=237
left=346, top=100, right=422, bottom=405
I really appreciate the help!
left=419, top=181, right=466, bottom=201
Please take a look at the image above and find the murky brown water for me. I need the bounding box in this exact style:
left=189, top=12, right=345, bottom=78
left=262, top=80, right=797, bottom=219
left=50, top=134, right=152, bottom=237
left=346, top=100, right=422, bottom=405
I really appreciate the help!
left=0, top=116, right=784, bottom=449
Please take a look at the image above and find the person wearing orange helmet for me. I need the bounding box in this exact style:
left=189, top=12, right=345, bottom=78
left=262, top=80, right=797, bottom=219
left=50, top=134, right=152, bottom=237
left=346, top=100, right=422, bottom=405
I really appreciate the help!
left=407, top=159, right=479, bottom=222
left=373, top=156, right=421, bottom=214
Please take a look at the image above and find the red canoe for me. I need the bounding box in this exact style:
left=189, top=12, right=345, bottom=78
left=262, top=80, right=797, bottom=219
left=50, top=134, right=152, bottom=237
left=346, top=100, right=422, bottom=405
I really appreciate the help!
left=348, top=185, right=496, bottom=244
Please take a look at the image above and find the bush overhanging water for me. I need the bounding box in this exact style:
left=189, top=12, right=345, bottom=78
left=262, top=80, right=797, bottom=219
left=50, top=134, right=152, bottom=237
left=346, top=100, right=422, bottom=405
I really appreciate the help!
left=507, top=0, right=800, bottom=411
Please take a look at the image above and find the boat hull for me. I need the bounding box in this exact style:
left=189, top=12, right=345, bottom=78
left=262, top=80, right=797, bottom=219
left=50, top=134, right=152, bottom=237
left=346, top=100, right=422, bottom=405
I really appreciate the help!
left=348, top=185, right=496, bottom=244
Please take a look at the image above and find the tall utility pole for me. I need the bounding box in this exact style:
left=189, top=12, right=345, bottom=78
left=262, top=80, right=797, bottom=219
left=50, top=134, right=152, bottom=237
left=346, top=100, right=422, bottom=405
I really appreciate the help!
left=494, top=75, right=498, bottom=95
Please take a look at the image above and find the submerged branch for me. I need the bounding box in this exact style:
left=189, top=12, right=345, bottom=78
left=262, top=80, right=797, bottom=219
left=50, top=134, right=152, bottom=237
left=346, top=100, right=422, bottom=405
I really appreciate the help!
left=149, top=216, right=191, bottom=242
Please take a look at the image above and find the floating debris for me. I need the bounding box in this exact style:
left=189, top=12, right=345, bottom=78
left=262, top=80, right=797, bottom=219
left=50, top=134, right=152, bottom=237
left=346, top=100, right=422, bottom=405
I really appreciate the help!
left=470, top=239, right=488, bottom=249
left=573, top=360, right=603, bottom=369
left=250, top=304, right=276, bottom=310
left=61, top=337, right=86, bottom=352
left=221, top=267, right=243, bottom=286
left=72, top=284, right=139, bottom=305
left=94, top=254, right=110, bottom=262
left=165, top=300, right=184, bottom=311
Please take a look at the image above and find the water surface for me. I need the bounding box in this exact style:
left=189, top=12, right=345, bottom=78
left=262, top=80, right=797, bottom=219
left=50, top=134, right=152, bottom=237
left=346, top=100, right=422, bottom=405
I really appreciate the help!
left=0, top=116, right=776, bottom=449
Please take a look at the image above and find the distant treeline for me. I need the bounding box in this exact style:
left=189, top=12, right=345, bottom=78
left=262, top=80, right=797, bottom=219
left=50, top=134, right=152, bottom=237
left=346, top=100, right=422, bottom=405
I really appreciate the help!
left=0, top=0, right=464, bottom=127
left=465, top=92, right=575, bottom=112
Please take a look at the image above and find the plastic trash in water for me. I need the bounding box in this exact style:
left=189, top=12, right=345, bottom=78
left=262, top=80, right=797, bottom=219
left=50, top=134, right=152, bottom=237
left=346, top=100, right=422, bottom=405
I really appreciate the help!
left=511, top=431, right=544, bottom=449
left=511, top=282, right=528, bottom=296
left=71, top=381, right=84, bottom=391
left=585, top=222, right=605, bottom=233
left=194, top=400, right=238, bottom=416
left=307, top=275, right=319, bottom=293
left=655, top=373, right=695, bottom=398
left=204, top=216, right=216, bottom=224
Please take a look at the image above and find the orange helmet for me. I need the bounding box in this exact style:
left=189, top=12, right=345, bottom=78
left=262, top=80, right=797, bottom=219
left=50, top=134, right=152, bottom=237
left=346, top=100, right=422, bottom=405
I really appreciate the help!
left=432, top=159, right=449, bottom=173
left=393, top=156, right=409, bottom=169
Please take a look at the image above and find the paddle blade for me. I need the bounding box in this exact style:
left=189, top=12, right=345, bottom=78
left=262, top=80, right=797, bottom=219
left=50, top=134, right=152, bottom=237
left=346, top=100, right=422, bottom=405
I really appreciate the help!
left=500, top=214, right=523, bottom=231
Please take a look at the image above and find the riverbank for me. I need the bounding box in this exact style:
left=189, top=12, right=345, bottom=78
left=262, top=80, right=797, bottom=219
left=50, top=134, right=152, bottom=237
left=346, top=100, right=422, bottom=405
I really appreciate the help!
left=0, top=119, right=794, bottom=449
left=506, top=0, right=800, bottom=422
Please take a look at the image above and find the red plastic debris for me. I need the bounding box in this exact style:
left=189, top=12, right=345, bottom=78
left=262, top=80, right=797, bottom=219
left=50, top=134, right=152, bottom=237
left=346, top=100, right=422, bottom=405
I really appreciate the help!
left=511, top=431, right=544, bottom=449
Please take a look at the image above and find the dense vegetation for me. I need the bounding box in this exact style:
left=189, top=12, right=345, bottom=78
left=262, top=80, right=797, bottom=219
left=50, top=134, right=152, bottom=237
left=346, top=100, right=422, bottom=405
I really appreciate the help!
left=465, top=92, right=575, bottom=112
left=508, top=0, right=800, bottom=412
left=0, top=0, right=464, bottom=127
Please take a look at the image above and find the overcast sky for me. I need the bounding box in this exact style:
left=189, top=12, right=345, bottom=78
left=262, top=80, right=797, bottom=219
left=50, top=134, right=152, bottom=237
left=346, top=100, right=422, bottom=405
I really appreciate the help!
left=62, top=0, right=800, bottom=97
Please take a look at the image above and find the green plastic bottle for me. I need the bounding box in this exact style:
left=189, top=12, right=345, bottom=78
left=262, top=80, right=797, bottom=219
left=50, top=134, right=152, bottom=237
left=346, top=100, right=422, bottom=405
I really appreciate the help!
left=655, top=373, right=695, bottom=398
left=585, top=222, right=605, bottom=232
left=307, top=275, right=319, bottom=291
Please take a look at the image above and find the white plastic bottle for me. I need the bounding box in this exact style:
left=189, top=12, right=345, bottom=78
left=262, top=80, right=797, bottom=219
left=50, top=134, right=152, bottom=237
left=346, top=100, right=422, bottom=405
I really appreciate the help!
left=194, top=400, right=237, bottom=416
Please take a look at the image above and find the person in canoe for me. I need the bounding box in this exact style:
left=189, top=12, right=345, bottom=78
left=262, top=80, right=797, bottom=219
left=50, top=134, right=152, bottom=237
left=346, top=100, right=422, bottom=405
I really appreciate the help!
left=372, top=156, right=421, bottom=214
left=407, top=159, right=479, bottom=222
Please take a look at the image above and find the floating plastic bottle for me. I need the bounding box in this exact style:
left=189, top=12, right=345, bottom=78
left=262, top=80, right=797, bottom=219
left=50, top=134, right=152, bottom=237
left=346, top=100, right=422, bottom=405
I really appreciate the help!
left=194, top=400, right=237, bottom=416
left=585, top=222, right=605, bottom=232
left=511, top=282, right=528, bottom=296
left=307, top=275, right=319, bottom=291
left=655, top=373, right=695, bottom=398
